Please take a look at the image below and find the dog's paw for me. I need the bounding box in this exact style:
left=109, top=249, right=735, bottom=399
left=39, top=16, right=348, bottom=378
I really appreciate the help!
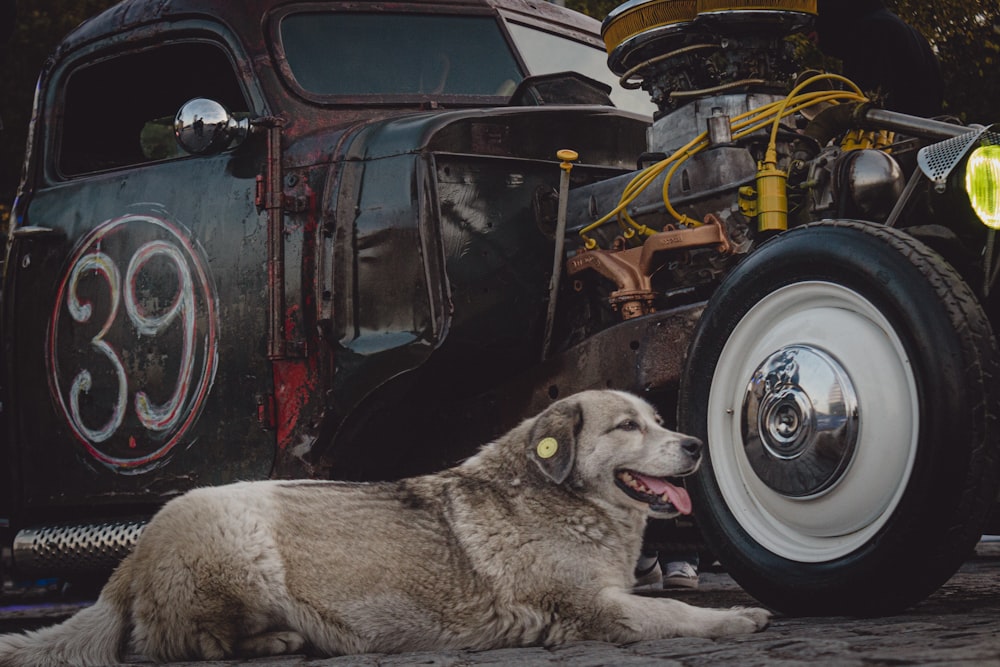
left=731, top=606, right=771, bottom=633
left=701, top=605, right=772, bottom=636
left=236, top=630, right=307, bottom=658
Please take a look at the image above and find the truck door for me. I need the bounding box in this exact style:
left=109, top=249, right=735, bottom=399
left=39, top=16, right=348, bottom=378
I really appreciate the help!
left=4, top=35, right=275, bottom=514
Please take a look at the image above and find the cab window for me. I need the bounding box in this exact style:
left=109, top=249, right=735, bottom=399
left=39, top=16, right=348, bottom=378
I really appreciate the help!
left=278, top=12, right=523, bottom=99
left=59, top=41, right=248, bottom=176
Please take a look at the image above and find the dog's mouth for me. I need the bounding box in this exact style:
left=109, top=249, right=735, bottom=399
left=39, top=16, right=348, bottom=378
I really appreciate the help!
left=615, top=470, right=692, bottom=515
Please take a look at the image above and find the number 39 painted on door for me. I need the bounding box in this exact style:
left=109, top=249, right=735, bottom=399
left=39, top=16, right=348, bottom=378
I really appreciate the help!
left=46, top=214, right=219, bottom=472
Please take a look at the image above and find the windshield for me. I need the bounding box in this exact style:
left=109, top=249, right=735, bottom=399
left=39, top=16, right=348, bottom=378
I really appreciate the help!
left=279, top=12, right=523, bottom=98
left=505, top=22, right=655, bottom=117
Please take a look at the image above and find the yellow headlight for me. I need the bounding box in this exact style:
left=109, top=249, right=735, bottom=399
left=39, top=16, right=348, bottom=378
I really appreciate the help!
left=966, top=144, right=1000, bottom=230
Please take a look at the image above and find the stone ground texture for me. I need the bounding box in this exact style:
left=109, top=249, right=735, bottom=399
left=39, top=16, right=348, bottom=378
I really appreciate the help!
left=2, top=542, right=999, bottom=666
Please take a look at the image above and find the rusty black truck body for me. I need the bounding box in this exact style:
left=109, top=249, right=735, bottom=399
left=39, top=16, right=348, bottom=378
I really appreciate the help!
left=0, top=0, right=668, bottom=572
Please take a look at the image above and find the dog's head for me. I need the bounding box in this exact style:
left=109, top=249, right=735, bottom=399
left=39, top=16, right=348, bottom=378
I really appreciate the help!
left=527, top=390, right=701, bottom=518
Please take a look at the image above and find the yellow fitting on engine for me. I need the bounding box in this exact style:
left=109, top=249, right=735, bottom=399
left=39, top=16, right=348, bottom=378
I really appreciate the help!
left=841, top=129, right=875, bottom=151
left=875, top=129, right=895, bottom=151
left=557, top=149, right=579, bottom=171
left=755, top=160, right=788, bottom=232
left=738, top=185, right=758, bottom=218
left=841, top=129, right=896, bottom=152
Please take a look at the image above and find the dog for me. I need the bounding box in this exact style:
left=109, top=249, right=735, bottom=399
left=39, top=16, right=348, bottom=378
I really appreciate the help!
left=0, top=389, right=769, bottom=665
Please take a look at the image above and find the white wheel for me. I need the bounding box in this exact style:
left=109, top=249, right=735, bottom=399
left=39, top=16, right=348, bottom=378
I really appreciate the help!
left=708, top=281, right=918, bottom=562
left=679, top=220, right=1000, bottom=614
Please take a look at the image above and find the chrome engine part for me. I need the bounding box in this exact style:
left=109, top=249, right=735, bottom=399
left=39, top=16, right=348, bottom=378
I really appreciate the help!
left=835, top=149, right=906, bottom=220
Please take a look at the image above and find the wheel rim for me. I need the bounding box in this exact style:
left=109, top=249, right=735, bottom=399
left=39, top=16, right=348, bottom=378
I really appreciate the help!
left=707, top=281, right=919, bottom=562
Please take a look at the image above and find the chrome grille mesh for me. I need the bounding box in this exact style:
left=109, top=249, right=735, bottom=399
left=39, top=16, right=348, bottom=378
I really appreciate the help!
left=917, top=127, right=998, bottom=185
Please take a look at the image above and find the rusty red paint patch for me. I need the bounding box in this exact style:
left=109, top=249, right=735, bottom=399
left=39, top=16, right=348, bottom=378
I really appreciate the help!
left=284, top=303, right=301, bottom=340
left=272, top=356, right=318, bottom=450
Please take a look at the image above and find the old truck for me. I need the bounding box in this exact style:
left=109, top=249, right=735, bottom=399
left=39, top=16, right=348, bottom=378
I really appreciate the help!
left=1, top=0, right=998, bottom=616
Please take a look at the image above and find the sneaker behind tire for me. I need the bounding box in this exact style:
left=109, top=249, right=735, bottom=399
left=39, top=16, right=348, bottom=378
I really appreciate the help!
left=662, top=561, right=699, bottom=589
left=633, top=561, right=663, bottom=591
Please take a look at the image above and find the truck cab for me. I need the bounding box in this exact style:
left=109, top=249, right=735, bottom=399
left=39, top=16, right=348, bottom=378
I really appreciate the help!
left=0, top=0, right=652, bottom=577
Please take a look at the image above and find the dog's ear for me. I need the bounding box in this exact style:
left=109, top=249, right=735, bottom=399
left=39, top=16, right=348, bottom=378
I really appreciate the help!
left=528, top=399, right=582, bottom=484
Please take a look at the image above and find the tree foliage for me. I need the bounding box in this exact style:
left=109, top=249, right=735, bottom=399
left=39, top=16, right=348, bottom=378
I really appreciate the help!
left=0, top=0, right=997, bottom=214
left=890, top=0, right=1000, bottom=123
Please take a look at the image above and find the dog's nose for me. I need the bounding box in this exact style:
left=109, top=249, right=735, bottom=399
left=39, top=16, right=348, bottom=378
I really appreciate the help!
left=681, top=437, right=702, bottom=458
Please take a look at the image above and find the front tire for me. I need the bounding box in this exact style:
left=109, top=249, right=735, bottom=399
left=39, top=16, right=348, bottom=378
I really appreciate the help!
left=679, top=220, right=1000, bottom=615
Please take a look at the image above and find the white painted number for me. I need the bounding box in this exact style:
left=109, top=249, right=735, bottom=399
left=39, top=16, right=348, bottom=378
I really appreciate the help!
left=47, top=214, right=219, bottom=471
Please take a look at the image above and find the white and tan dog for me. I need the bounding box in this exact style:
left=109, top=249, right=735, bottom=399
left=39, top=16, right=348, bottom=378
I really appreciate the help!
left=0, top=390, right=769, bottom=665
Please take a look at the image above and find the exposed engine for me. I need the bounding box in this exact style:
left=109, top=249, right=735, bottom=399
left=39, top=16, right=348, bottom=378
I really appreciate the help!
left=563, top=0, right=909, bottom=320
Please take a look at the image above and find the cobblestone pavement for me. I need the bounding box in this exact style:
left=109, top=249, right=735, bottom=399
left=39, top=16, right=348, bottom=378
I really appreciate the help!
left=3, top=541, right=1000, bottom=666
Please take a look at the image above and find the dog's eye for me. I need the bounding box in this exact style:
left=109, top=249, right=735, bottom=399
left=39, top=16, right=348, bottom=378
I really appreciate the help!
left=617, top=419, right=641, bottom=432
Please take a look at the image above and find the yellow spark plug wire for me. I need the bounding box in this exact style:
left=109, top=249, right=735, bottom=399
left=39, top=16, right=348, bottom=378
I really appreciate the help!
left=767, top=73, right=866, bottom=161
left=579, top=75, right=869, bottom=248
left=579, top=131, right=708, bottom=247
left=660, top=137, right=709, bottom=227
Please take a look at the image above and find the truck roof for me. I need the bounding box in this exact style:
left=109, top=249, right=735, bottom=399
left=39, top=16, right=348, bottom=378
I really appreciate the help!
left=58, top=0, right=605, bottom=55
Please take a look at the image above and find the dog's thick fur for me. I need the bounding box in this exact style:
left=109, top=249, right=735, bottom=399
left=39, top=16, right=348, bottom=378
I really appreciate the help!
left=0, top=390, right=769, bottom=665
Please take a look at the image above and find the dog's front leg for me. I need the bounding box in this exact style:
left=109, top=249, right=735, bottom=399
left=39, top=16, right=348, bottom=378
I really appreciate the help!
left=593, top=588, right=771, bottom=641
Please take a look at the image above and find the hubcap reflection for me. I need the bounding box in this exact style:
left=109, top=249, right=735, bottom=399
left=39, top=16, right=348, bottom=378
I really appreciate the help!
left=741, top=345, right=859, bottom=498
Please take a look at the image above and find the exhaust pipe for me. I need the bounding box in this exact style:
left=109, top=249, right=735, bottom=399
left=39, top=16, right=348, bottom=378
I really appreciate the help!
left=12, top=518, right=147, bottom=577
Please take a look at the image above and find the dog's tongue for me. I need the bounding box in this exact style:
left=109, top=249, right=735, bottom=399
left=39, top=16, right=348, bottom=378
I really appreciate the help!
left=634, top=473, right=692, bottom=515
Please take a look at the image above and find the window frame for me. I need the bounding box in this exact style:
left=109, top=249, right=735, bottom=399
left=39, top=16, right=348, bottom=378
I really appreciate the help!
left=268, top=2, right=529, bottom=108
left=46, top=27, right=260, bottom=182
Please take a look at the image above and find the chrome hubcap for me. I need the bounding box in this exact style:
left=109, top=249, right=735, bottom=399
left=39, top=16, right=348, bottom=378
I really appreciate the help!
left=742, top=345, right=859, bottom=497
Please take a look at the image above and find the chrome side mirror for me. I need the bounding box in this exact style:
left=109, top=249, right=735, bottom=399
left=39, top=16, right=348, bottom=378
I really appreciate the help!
left=174, top=98, right=250, bottom=155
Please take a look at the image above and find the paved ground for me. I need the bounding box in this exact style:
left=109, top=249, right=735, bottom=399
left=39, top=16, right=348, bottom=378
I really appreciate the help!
left=2, top=541, right=1000, bottom=666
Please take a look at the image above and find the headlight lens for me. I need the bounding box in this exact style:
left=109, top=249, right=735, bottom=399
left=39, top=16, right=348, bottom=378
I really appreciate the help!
left=966, top=144, right=1000, bottom=230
